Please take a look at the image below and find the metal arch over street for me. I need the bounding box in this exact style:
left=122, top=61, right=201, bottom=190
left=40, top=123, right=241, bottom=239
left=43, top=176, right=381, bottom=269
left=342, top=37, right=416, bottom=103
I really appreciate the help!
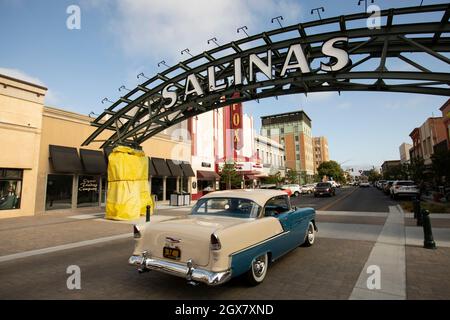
left=83, top=4, right=450, bottom=149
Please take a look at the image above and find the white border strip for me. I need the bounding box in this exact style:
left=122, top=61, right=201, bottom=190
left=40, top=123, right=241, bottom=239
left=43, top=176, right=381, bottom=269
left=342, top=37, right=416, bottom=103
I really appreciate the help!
left=0, top=233, right=132, bottom=263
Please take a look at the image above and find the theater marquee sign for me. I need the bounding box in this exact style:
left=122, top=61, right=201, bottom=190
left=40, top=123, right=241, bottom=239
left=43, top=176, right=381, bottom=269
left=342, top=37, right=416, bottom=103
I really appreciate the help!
left=83, top=3, right=450, bottom=148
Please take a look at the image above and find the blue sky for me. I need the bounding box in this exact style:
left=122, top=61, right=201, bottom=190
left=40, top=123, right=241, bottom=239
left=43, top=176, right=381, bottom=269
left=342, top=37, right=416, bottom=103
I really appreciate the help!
left=0, top=0, right=449, bottom=170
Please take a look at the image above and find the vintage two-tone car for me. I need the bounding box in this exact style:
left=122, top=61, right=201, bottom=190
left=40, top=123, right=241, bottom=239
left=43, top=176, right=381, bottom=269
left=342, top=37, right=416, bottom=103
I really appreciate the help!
left=128, top=189, right=317, bottom=286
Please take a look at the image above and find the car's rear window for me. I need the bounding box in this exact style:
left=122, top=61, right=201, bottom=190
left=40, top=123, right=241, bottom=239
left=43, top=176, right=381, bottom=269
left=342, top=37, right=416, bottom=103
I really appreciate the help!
left=397, top=181, right=415, bottom=186
left=316, top=183, right=330, bottom=187
left=192, top=197, right=261, bottom=218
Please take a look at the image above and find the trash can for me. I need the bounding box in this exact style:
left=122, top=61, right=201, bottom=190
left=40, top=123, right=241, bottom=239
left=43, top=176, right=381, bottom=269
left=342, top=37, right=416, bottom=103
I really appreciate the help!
left=170, top=192, right=190, bottom=206
left=170, top=193, right=183, bottom=206
left=182, top=192, right=191, bottom=206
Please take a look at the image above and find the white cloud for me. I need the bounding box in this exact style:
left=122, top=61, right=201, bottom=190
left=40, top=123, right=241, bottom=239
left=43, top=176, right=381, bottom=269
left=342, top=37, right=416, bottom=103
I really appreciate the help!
left=109, top=0, right=302, bottom=62
left=0, top=67, right=46, bottom=86
left=44, top=89, right=62, bottom=106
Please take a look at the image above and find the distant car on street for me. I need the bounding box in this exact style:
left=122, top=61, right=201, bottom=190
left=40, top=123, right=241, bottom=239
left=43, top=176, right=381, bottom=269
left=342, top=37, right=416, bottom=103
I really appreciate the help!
left=390, top=180, right=419, bottom=199
left=261, top=185, right=293, bottom=197
left=281, top=184, right=302, bottom=197
left=376, top=180, right=386, bottom=189
left=301, top=184, right=315, bottom=194
left=359, top=182, right=370, bottom=188
left=327, top=181, right=340, bottom=189
left=314, top=182, right=336, bottom=197
left=383, top=181, right=394, bottom=195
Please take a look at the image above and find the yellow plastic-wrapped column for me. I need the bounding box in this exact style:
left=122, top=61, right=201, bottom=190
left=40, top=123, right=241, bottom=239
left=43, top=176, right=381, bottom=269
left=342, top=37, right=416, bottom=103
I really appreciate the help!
left=105, top=146, right=153, bottom=220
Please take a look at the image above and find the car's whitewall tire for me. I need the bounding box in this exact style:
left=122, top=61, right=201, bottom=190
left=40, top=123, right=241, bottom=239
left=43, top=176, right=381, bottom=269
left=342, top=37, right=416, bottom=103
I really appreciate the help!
left=246, top=253, right=268, bottom=285
left=303, top=221, right=316, bottom=247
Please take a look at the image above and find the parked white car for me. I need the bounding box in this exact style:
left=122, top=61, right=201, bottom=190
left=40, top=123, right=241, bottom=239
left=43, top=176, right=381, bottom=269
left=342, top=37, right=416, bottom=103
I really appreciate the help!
left=327, top=181, right=339, bottom=188
left=301, top=184, right=315, bottom=194
left=281, top=184, right=302, bottom=197
left=390, top=180, right=419, bottom=199
left=129, top=189, right=317, bottom=286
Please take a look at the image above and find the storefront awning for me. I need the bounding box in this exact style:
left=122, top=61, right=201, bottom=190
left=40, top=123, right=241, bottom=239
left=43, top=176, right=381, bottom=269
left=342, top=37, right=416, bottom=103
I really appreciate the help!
left=148, top=157, right=156, bottom=178
left=167, top=159, right=183, bottom=177
left=49, top=145, right=83, bottom=173
left=151, top=157, right=171, bottom=177
left=80, top=149, right=107, bottom=174
left=103, top=146, right=114, bottom=162
left=181, top=162, right=195, bottom=177
left=245, top=175, right=259, bottom=180
left=197, top=170, right=220, bottom=181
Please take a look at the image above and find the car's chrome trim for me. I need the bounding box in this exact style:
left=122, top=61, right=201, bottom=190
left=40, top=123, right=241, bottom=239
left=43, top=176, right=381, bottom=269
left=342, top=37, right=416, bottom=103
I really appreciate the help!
left=128, top=255, right=231, bottom=286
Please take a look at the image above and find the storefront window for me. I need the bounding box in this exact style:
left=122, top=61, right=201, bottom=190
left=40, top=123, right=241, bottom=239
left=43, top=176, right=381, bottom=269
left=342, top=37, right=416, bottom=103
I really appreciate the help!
left=181, top=177, right=189, bottom=193
left=198, top=180, right=214, bottom=192
left=166, top=177, right=177, bottom=199
left=0, top=169, right=23, bottom=210
left=151, top=177, right=164, bottom=201
left=46, top=174, right=73, bottom=210
left=77, top=175, right=100, bottom=207
left=100, top=177, right=107, bottom=207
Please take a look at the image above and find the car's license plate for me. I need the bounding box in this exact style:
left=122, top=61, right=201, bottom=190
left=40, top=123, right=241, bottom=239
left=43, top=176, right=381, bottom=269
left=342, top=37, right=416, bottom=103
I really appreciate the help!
left=163, top=247, right=181, bottom=260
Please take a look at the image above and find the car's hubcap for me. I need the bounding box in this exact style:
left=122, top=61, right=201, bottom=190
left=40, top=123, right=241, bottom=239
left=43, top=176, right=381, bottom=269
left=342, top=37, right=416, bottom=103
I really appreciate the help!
left=253, top=255, right=266, bottom=277
left=308, top=225, right=315, bottom=242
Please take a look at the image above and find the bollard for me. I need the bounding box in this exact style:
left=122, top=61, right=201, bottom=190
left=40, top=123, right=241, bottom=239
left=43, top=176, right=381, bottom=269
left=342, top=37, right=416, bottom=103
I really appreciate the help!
left=422, top=209, right=437, bottom=249
left=413, top=197, right=420, bottom=220
left=146, top=205, right=150, bottom=222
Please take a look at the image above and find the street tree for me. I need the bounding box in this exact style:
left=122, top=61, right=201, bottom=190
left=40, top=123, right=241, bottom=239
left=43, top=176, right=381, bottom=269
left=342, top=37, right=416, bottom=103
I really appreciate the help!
left=367, top=169, right=382, bottom=183
left=219, top=162, right=242, bottom=190
left=317, top=161, right=344, bottom=182
left=431, top=149, right=450, bottom=185
left=286, top=169, right=300, bottom=184
left=261, top=171, right=283, bottom=185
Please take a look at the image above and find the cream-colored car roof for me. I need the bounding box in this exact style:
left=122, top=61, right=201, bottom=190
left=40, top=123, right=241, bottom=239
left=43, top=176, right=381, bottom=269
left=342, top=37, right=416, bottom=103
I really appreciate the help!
left=200, top=189, right=287, bottom=207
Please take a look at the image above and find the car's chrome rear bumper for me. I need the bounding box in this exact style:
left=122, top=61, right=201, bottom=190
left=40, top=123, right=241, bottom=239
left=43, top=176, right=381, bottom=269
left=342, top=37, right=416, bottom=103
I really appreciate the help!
left=128, top=255, right=231, bottom=286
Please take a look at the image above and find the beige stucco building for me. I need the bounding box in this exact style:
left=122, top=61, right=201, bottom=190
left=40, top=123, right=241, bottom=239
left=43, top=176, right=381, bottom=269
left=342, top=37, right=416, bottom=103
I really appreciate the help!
left=0, top=73, right=192, bottom=219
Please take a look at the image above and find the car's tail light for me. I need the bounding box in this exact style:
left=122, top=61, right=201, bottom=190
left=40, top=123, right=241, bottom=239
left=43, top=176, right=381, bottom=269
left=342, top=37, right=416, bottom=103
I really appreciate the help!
left=210, top=233, right=221, bottom=250
left=133, top=225, right=141, bottom=239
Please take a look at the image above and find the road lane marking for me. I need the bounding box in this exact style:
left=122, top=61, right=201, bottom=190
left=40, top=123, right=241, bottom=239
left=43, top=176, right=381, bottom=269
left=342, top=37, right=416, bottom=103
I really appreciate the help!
left=349, top=205, right=406, bottom=300
left=318, top=187, right=359, bottom=211
left=0, top=233, right=132, bottom=263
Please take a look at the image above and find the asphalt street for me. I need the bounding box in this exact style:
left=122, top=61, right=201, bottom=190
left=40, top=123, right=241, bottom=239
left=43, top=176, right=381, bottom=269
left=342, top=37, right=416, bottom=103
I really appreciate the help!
left=1, top=186, right=449, bottom=300
left=290, top=185, right=399, bottom=212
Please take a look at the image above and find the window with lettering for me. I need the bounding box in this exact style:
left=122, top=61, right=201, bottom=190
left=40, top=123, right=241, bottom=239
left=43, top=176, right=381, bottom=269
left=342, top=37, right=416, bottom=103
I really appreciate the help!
left=77, top=175, right=100, bottom=207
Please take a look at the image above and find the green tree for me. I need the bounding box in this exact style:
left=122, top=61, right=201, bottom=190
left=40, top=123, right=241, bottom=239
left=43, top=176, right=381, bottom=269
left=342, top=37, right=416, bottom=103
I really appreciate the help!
left=219, top=162, right=242, bottom=190
left=409, top=158, right=426, bottom=183
left=261, top=171, right=283, bottom=185
left=431, top=149, right=450, bottom=185
left=382, top=165, right=406, bottom=180
left=367, top=169, right=382, bottom=183
left=317, top=161, right=344, bottom=182
left=286, top=169, right=299, bottom=184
